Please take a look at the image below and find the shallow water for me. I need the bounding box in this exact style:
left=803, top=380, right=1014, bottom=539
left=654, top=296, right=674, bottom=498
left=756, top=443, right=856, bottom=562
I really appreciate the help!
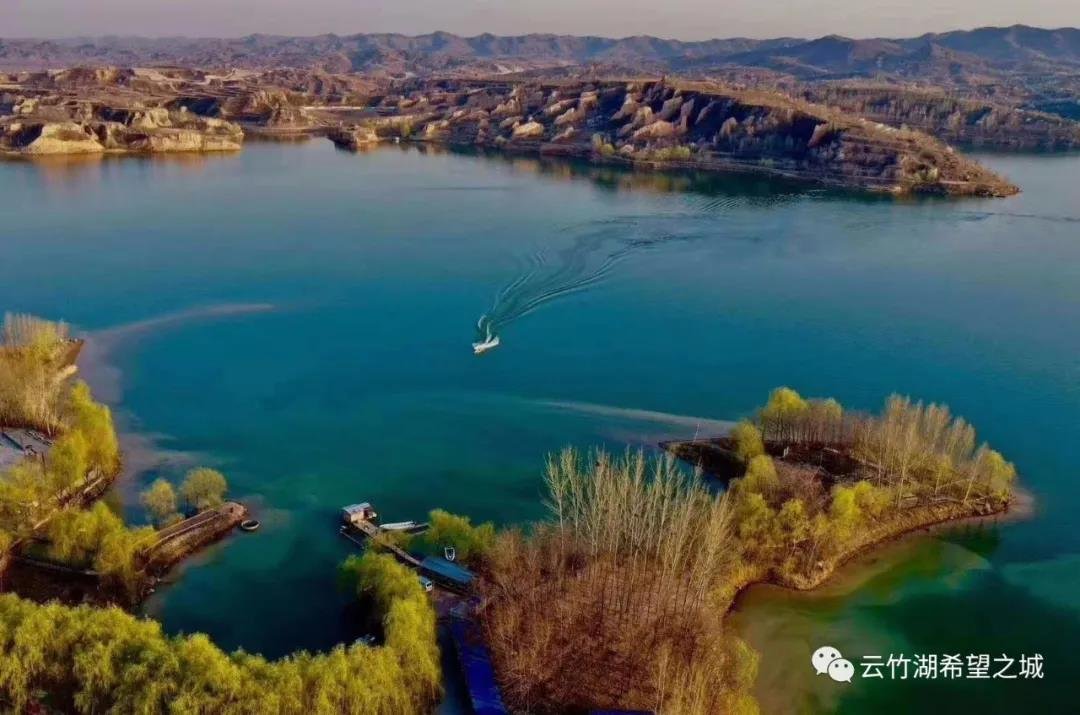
left=1, top=142, right=1078, bottom=711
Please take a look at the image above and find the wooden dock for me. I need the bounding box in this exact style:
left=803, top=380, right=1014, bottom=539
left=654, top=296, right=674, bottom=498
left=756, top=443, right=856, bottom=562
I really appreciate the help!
left=142, top=502, right=246, bottom=573
left=338, top=504, right=474, bottom=593
left=149, top=502, right=245, bottom=549
left=339, top=521, right=423, bottom=569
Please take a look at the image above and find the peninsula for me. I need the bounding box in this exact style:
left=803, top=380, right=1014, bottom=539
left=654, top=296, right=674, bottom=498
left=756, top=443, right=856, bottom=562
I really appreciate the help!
left=327, top=78, right=1018, bottom=196
left=0, top=314, right=245, bottom=606
left=0, top=312, right=442, bottom=714
left=463, top=388, right=1018, bottom=713
left=327, top=387, right=1019, bottom=713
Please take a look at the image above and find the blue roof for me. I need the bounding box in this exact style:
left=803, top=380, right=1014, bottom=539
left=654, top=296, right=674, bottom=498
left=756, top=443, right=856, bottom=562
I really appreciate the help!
left=420, top=556, right=474, bottom=587
left=450, top=619, right=508, bottom=715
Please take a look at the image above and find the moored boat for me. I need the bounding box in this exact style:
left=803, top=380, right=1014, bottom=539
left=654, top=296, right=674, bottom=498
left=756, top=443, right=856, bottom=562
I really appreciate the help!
left=380, top=520, right=430, bottom=534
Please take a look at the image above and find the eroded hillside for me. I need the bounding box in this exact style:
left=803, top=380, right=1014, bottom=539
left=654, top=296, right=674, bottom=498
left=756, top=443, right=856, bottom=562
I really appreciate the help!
left=338, top=79, right=1018, bottom=196
left=0, top=68, right=1018, bottom=196
left=804, top=84, right=1080, bottom=150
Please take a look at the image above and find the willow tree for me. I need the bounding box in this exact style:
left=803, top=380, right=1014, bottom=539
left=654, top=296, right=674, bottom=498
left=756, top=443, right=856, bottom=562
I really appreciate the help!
left=45, top=431, right=90, bottom=493
left=417, top=509, right=495, bottom=563
left=758, top=387, right=808, bottom=442
left=179, top=468, right=228, bottom=511
left=64, top=381, right=120, bottom=476
left=95, top=524, right=157, bottom=600
left=141, top=479, right=180, bottom=526
left=730, top=421, right=765, bottom=463
left=0, top=552, right=441, bottom=714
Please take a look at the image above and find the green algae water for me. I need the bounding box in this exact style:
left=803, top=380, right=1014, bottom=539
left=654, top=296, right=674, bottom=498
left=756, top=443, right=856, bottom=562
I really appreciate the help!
left=1, top=142, right=1078, bottom=712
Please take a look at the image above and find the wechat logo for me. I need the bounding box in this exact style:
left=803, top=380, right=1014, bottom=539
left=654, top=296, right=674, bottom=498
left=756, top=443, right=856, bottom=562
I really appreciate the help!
left=812, top=646, right=855, bottom=683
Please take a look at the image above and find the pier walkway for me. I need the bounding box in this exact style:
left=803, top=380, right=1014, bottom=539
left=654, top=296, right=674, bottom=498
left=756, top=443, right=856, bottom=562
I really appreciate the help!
left=339, top=520, right=424, bottom=568
left=142, top=502, right=246, bottom=571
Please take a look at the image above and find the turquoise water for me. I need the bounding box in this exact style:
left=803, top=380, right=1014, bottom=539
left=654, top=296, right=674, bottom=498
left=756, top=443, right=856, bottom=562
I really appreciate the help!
left=1, top=142, right=1078, bottom=712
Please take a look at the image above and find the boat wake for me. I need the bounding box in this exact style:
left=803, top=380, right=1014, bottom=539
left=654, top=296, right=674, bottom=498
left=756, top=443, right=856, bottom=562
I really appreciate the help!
left=473, top=220, right=701, bottom=351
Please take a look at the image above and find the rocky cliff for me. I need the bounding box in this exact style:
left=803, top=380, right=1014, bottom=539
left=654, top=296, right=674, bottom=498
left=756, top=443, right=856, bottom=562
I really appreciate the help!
left=0, top=68, right=1019, bottom=196
left=342, top=79, right=1018, bottom=196
left=0, top=106, right=244, bottom=155
left=0, top=66, right=381, bottom=143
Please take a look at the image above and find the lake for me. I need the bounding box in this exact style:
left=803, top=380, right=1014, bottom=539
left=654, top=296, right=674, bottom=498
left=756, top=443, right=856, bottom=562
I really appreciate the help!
left=1, top=141, right=1077, bottom=712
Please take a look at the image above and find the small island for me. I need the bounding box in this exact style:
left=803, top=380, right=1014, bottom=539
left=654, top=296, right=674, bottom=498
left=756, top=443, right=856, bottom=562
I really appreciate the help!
left=432, top=386, right=1017, bottom=713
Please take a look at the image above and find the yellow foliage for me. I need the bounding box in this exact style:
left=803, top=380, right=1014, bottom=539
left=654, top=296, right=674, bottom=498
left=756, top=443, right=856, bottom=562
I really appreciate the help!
left=65, top=381, right=120, bottom=475
left=46, top=431, right=90, bottom=492
left=759, top=387, right=809, bottom=441
left=179, top=468, right=228, bottom=511
left=0, top=552, right=441, bottom=713
left=731, top=420, right=765, bottom=463
left=741, top=455, right=779, bottom=497
left=419, top=508, right=495, bottom=563
left=141, top=478, right=180, bottom=526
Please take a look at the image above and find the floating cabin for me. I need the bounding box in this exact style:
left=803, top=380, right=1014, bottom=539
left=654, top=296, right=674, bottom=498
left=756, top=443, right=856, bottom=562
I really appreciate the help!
left=341, top=503, right=377, bottom=526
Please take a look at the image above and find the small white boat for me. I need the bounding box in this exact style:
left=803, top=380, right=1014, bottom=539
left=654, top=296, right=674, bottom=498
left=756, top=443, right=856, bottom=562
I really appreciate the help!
left=472, top=334, right=500, bottom=354
left=380, top=520, right=430, bottom=534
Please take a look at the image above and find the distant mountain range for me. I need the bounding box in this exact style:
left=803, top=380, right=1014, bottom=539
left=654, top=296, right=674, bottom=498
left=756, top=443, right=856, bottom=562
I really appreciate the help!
left=1, top=25, right=1077, bottom=78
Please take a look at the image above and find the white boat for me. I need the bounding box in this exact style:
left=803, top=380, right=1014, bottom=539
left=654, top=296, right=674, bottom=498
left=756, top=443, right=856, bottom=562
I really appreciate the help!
left=472, top=334, right=500, bottom=354
left=380, top=520, right=430, bottom=534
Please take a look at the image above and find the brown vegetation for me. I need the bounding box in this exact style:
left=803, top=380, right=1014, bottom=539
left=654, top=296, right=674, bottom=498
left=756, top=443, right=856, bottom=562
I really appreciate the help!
left=0, top=313, right=73, bottom=432
left=479, top=450, right=754, bottom=714
left=478, top=387, right=1016, bottom=713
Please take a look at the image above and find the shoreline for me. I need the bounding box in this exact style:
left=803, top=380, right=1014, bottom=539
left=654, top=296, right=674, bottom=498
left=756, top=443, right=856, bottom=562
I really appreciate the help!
left=14, top=125, right=1020, bottom=199
left=5, top=501, right=247, bottom=608
left=329, top=132, right=1018, bottom=198
left=722, top=486, right=1034, bottom=620
left=1, top=126, right=1021, bottom=198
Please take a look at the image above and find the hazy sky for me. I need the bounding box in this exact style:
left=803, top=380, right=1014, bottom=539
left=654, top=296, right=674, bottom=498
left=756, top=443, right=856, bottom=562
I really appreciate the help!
left=7, top=0, right=1077, bottom=40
